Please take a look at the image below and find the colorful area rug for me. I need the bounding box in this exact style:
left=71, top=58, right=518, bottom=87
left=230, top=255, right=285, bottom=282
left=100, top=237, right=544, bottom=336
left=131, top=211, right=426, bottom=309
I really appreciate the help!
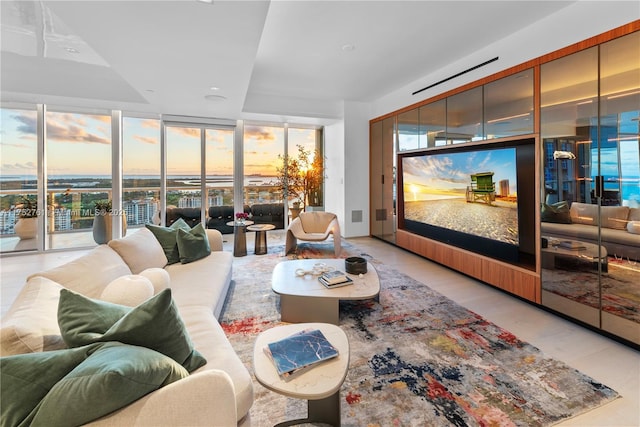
left=220, top=241, right=619, bottom=426
left=542, top=259, right=640, bottom=324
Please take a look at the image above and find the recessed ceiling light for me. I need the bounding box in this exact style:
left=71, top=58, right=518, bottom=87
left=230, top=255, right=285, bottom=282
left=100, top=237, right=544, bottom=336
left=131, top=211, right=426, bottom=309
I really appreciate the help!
left=341, top=44, right=355, bottom=52
left=210, top=86, right=220, bottom=91
left=204, top=94, right=227, bottom=102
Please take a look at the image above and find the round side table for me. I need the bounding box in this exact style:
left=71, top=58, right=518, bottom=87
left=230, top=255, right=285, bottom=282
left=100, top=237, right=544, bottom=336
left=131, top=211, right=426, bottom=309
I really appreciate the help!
left=246, top=223, right=276, bottom=255
left=253, top=322, right=349, bottom=427
left=226, top=220, right=254, bottom=257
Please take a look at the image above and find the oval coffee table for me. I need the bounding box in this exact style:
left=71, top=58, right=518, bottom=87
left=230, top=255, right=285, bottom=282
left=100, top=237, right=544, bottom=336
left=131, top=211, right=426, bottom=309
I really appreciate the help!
left=253, top=322, right=349, bottom=427
left=271, top=258, right=380, bottom=325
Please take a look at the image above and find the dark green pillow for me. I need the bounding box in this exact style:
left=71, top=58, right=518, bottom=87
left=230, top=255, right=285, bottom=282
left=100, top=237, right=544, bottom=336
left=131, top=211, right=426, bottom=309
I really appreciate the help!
left=541, top=201, right=572, bottom=224
left=176, top=222, right=211, bottom=264
left=57, top=290, right=130, bottom=345
left=145, top=218, right=191, bottom=264
left=0, top=345, right=99, bottom=427
left=29, top=342, right=188, bottom=427
left=58, top=288, right=206, bottom=372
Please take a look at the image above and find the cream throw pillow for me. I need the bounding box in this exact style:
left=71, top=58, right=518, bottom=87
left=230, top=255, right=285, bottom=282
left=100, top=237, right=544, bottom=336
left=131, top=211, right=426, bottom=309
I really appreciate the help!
left=0, top=277, right=66, bottom=356
left=139, top=268, right=171, bottom=294
left=100, top=275, right=155, bottom=306
left=108, top=228, right=168, bottom=274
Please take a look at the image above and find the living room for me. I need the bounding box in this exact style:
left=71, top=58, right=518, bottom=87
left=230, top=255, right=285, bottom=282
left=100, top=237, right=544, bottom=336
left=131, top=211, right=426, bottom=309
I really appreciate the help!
left=1, top=1, right=639, bottom=426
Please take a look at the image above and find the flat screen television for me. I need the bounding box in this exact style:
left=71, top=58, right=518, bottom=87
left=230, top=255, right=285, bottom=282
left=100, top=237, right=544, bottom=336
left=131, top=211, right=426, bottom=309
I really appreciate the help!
left=399, top=139, right=536, bottom=270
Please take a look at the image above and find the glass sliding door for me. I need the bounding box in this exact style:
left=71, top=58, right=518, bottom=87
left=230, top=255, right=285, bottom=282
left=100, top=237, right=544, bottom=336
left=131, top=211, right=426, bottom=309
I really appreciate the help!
left=243, top=124, right=284, bottom=222
left=46, top=110, right=112, bottom=250
left=0, top=106, right=39, bottom=253
left=123, top=117, right=161, bottom=229
left=165, top=125, right=203, bottom=226
left=205, top=127, right=235, bottom=232
left=288, top=126, right=323, bottom=210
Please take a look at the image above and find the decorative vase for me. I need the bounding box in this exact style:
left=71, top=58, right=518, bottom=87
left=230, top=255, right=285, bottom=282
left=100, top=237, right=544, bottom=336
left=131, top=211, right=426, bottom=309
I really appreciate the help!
left=15, top=217, right=37, bottom=240
left=93, top=214, right=127, bottom=244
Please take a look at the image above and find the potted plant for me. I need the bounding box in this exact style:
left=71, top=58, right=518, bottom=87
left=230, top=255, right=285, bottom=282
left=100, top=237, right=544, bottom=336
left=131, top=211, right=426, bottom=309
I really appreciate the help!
left=14, top=196, right=38, bottom=240
left=276, top=144, right=324, bottom=214
left=93, top=199, right=127, bottom=244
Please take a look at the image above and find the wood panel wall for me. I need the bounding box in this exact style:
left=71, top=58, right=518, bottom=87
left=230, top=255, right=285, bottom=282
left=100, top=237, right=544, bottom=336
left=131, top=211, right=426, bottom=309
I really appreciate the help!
left=397, top=230, right=541, bottom=303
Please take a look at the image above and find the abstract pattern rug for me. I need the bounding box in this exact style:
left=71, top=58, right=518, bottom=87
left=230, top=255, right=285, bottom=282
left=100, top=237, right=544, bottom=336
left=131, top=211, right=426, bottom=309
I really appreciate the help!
left=220, top=242, right=619, bottom=426
left=542, top=259, right=640, bottom=324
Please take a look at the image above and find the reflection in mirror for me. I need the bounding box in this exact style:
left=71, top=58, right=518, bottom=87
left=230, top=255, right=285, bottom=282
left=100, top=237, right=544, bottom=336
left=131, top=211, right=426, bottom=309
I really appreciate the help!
left=540, top=34, right=640, bottom=346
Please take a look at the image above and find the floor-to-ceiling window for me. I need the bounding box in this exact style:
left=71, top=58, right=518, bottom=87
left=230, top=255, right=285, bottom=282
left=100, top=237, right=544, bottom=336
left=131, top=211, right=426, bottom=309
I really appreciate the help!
left=0, top=112, right=323, bottom=252
left=46, top=109, right=112, bottom=250
left=123, top=116, right=161, bottom=229
left=164, top=124, right=204, bottom=225
left=0, top=105, right=38, bottom=254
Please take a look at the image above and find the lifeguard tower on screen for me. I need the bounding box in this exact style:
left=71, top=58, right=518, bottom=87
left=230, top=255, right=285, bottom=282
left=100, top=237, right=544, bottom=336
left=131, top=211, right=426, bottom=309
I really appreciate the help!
left=466, top=172, right=496, bottom=206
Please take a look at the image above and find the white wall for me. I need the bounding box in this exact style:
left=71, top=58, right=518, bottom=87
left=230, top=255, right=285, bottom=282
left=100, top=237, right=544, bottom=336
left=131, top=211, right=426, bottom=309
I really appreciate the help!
left=324, top=102, right=372, bottom=238
left=338, top=3, right=638, bottom=238
left=342, top=101, right=371, bottom=238
left=370, top=2, right=639, bottom=118
left=323, top=120, right=346, bottom=232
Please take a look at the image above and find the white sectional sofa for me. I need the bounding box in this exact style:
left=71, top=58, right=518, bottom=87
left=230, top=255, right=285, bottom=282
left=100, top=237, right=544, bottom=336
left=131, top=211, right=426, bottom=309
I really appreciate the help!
left=541, top=202, right=640, bottom=260
left=0, top=227, right=253, bottom=426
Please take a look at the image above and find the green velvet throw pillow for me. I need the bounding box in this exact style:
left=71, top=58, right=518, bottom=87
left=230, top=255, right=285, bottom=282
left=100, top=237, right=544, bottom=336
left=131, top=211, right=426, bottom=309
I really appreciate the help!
left=145, top=218, right=191, bottom=264
left=29, top=342, right=189, bottom=427
left=176, top=222, right=211, bottom=264
left=541, top=201, right=572, bottom=224
left=58, top=288, right=206, bottom=372
left=0, top=344, right=98, bottom=427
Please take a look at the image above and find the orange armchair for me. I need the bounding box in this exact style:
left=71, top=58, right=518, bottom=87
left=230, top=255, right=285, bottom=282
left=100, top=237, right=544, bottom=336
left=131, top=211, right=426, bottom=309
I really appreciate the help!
left=285, top=212, right=341, bottom=256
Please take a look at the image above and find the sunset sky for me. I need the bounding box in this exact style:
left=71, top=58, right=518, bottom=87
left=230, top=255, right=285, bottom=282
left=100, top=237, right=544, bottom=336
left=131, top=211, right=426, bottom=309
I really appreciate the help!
left=0, top=108, right=316, bottom=177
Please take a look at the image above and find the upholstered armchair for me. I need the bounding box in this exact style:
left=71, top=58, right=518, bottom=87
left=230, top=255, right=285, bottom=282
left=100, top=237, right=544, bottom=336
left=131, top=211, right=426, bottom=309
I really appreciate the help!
left=285, top=211, right=341, bottom=256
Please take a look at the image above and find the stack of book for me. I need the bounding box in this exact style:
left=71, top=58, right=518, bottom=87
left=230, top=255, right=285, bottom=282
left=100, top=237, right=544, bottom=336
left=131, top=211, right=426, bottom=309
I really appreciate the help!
left=264, top=328, right=339, bottom=379
left=318, top=270, right=353, bottom=288
left=558, top=240, right=587, bottom=250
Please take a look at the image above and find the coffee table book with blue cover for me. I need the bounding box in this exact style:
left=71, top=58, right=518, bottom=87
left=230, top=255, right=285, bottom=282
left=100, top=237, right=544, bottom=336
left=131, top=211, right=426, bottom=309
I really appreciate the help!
left=264, top=329, right=339, bottom=379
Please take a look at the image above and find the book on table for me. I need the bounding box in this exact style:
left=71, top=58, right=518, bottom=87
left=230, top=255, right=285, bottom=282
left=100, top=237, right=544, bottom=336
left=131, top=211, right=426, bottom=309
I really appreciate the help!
left=319, top=270, right=350, bottom=285
left=558, top=240, right=587, bottom=250
left=264, top=328, right=339, bottom=379
left=318, top=275, right=353, bottom=289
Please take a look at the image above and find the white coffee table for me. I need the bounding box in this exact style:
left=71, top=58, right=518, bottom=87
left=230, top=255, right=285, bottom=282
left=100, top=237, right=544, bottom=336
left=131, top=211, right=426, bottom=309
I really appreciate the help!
left=272, top=258, right=380, bottom=325
left=542, top=237, right=608, bottom=272
left=253, top=322, right=349, bottom=427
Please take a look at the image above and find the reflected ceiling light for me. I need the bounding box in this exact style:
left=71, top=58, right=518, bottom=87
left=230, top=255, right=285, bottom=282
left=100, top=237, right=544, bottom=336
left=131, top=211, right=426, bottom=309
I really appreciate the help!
left=204, top=94, right=227, bottom=102
left=64, top=47, right=80, bottom=54
left=487, top=112, right=530, bottom=123
left=341, top=44, right=355, bottom=52
left=607, top=90, right=640, bottom=100
left=197, top=0, right=213, bottom=3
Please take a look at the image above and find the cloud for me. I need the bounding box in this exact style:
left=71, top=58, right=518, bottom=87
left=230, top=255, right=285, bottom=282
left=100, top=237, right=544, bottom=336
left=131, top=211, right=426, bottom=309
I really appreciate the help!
left=245, top=126, right=277, bottom=142
left=134, top=135, right=159, bottom=145
left=46, top=120, right=111, bottom=145
left=140, top=119, right=160, bottom=129
left=1, top=161, right=36, bottom=171
left=11, top=112, right=37, bottom=136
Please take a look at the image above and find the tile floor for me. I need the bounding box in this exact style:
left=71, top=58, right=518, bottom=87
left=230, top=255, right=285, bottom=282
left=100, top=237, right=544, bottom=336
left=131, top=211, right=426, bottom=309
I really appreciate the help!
left=1, top=230, right=638, bottom=426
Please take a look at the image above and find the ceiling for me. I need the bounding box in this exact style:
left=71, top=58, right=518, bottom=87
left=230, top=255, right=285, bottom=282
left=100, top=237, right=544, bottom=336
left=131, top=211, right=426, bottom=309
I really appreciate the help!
left=1, top=0, right=577, bottom=125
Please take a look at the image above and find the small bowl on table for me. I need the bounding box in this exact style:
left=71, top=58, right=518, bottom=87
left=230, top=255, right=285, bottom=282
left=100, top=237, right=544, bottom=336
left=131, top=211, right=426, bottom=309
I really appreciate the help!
left=345, top=256, right=367, bottom=275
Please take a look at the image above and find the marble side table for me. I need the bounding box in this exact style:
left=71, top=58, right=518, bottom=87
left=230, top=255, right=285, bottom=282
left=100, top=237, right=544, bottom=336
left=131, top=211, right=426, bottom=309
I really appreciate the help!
left=253, top=322, right=349, bottom=427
